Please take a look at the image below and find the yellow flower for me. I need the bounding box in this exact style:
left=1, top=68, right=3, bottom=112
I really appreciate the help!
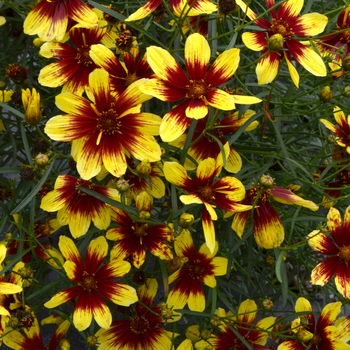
left=22, top=88, right=42, bottom=125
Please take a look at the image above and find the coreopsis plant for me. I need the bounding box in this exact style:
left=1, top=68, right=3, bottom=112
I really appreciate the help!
left=44, top=236, right=138, bottom=331
left=141, top=33, right=261, bottom=141
left=237, top=0, right=328, bottom=87
left=44, top=69, right=161, bottom=180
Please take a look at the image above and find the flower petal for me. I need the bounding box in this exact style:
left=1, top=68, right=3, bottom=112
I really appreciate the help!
left=235, top=0, right=272, bottom=28
left=164, top=161, right=197, bottom=191
left=202, top=206, right=216, bottom=254
left=140, top=79, right=187, bottom=102
left=126, top=0, right=162, bottom=21
left=284, top=50, right=300, bottom=88
left=89, top=68, right=111, bottom=112
left=185, top=98, right=208, bottom=119
left=44, top=286, right=82, bottom=308
left=91, top=290, right=112, bottom=329
left=73, top=291, right=93, bottom=331
left=277, top=0, right=303, bottom=22
left=38, top=60, right=78, bottom=88
left=232, top=211, right=249, bottom=238
left=256, top=50, right=281, bottom=85
left=185, top=33, right=210, bottom=80
left=311, top=257, right=339, bottom=286
left=290, top=13, right=328, bottom=37
left=327, top=207, right=344, bottom=246
left=317, top=301, right=342, bottom=333
left=172, top=0, right=217, bottom=17
left=0, top=282, right=22, bottom=294
left=63, top=261, right=82, bottom=282
left=97, top=259, right=132, bottom=280
left=85, top=236, right=108, bottom=274
left=58, top=235, right=84, bottom=269
left=225, top=147, right=242, bottom=173
left=242, top=31, right=267, bottom=51
left=187, top=279, right=206, bottom=312
left=307, top=230, right=339, bottom=255
left=335, top=260, right=350, bottom=299
left=174, top=229, right=196, bottom=259
left=237, top=299, right=257, bottom=328
left=98, top=281, right=138, bottom=306
left=101, top=137, right=127, bottom=178
left=205, top=89, right=235, bottom=111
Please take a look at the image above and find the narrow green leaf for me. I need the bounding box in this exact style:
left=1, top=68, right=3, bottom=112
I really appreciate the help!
left=0, top=167, right=21, bottom=174
left=20, top=122, right=33, bottom=165
left=0, top=102, right=24, bottom=118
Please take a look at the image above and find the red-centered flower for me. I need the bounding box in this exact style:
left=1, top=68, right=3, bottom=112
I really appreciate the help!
left=167, top=230, right=228, bottom=312
left=278, top=297, right=350, bottom=350
left=229, top=176, right=319, bottom=249
left=237, top=0, right=327, bottom=87
left=23, top=0, right=98, bottom=42
left=90, top=46, right=154, bottom=96
left=38, top=25, right=104, bottom=96
left=307, top=206, right=350, bottom=298
left=125, top=0, right=217, bottom=22
left=141, top=33, right=261, bottom=142
left=318, top=5, right=350, bottom=65
left=170, top=109, right=258, bottom=173
left=106, top=192, right=174, bottom=268
left=320, top=106, right=350, bottom=154
left=96, top=278, right=172, bottom=350
left=40, top=175, right=120, bottom=239
left=164, top=153, right=251, bottom=253
left=44, top=69, right=161, bottom=180
left=208, top=300, right=276, bottom=350
left=3, top=313, right=71, bottom=350
left=6, top=215, right=64, bottom=269
left=44, top=236, right=138, bottom=331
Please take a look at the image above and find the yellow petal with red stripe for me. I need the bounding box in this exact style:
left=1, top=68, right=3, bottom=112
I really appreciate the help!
left=256, top=51, right=280, bottom=85
left=242, top=32, right=266, bottom=51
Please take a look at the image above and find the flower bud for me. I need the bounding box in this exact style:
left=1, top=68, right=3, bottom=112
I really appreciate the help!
left=259, top=174, right=274, bottom=188
left=296, top=329, right=313, bottom=343
left=327, top=134, right=337, bottom=145
left=262, top=299, right=273, bottom=310
left=218, top=0, right=237, bottom=15
left=19, top=266, right=33, bottom=279
left=115, top=179, right=129, bottom=193
left=210, top=315, right=221, bottom=328
left=41, top=314, right=65, bottom=326
left=0, top=81, right=6, bottom=90
left=7, top=316, right=20, bottom=328
left=138, top=211, right=150, bottom=220
left=35, top=154, right=49, bottom=168
left=265, top=255, right=275, bottom=265
left=343, top=55, right=350, bottom=71
left=59, top=339, right=71, bottom=350
left=22, top=88, right=42, bottom=125
left=86, top=335, right=98, bottom=347
left=136, top=159, right=152, bottom=176
left=45, top=150, right=54, bottom=158
left=200, top=329, right=212, bottom=340
left=319, top=86, right=333, bottom=103
left=20, top=166, right=36, bottom=182
left=161, top=307, right=174, bottom=320
left=179, top=213, right=194, bottom=228
left=33, top=37, right=44, bottom=49
left=268, top=34, right=284, bottom=52
left=343, top=86, right=350, bottom=98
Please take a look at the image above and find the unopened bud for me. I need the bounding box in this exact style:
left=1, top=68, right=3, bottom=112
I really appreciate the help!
left=259, top=174, right=274, bottom=188
left=328, top=134, right=337, bottom=145
left=179, top=213, right=194, bottom=228
left=138, top=211, right=150, bottom=220
left=0, top=81, right=6, bottom=90
left=262, top=299, right=273, bottom=310
left=45, top=150, right=54, bottom=158
left=115, top=179, right=129, bottom=192
left=136, top=159, right=152, bottom=176
left=268, top=34, right=284, bottom=52
left=86, top=335, right=98, bottom=347
left=4, top=232, right=13, bottom=241
left=265, top=255, right=275, bottom=265
left=35, top=153, right=49, bottom=168
left=343, top=86, right=350, bottom=98
left=7, top=316, right=20, bottom=328
left=19, top=266, right=33, bottom=279
left=165, top=256, right=182, bottom=274
left=59, top=339, right=71, bottom=350
left=210, top=315, right=221, bottom=328
left=297, top=329, right=313, bottom=343
left=200, top=329, right=212, bottom=340
left=319, top=86, right=333, bottom=103
left=33, top=38, right=44, bottom=49
left=343, top=55, right=350, bottom=71
left=161, top=307, right=174, bottom=320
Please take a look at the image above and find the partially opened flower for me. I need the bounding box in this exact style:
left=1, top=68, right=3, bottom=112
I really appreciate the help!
left=320, top=106, right=350, bottom=154
left=278, top=297, right=350, bottom=350
left=210, top=300, right=276, bottom=349
left=229, top=175, right=319, bottom=249
left=106, top=191, right=174, bottom=268
left=44, top=69, right=161, bottom=180
left=126, top=0, right=217, bottom=22
left=237, top=0, right=327, bottom=87
left=307, top=206, right=350, bottom=298
left=164, top=151, right=251, bottom=253
left=90, top=46, right=154, bottom=96
left=22, top=88, right=42, bottom=125
left=167, top=230, right=228, bottom=312
left=96, top=278, right=172, bottom=349
left=38, top=25, right=104, bottom=96
left=44, top=236, right=138, bottom=331
left=40, top=175, right=120, bottom=238
left=3, top=313, right=71, bottom=350
left=23, top=0, right=98, bottom=42
left=170, top=109, right=258, bottom=173
left=141, top=33, right=261, bottom=142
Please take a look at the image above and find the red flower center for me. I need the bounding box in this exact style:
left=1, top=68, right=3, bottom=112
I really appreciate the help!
left=338, top=24, right=350, bottom=43
left=230, top=334, right=252, bottom=349
left=338, top=245, right=350, bottom=261
left=75, top=45, right=93, bottom=67
left=79, top=271, right=98, bottom=292
left=186, top=79, right=208, bottom=99
left=133, top=223, right=148, bottom=237
left=75, top=179, right=94, bottom=196
left=198, top=185, right=215, bottom=201
left=250, top=185, right=271, bottom=203
left=125, top=72, right=138, bottom=86
left=130, top=315, right=150, bottom=334
left=97, top=109, right=122, bottom=135
left=188, top=259, right=204, bottom=279
left=204, top=122, right=224, bottom=142
left=310, top=332, right=323, bottom=346
left=339, top=170, right=350, bottom=185
left=271, top=18, right=294, bottom=40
